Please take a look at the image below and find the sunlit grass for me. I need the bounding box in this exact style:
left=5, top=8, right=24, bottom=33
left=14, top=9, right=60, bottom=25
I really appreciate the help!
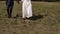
left=0, top=1, right=60, bottom=34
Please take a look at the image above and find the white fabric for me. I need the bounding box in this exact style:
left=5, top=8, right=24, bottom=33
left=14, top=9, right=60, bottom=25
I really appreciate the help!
left=21, top=0, right=33, bottom=18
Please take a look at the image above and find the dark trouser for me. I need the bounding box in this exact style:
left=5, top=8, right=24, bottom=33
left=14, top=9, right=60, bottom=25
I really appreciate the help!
left=6, top=3, right=14, bottom=18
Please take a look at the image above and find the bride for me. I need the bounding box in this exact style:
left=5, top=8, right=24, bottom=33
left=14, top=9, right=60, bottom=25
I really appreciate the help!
left=21, top=0, right=33, bottom=19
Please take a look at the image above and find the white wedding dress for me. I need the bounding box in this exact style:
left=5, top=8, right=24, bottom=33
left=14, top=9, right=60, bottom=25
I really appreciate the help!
left=21, top=0, right=33, bottom=18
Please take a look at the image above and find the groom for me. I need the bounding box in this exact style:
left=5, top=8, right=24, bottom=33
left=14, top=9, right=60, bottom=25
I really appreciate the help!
left=6, top=0, right=19, bottom=18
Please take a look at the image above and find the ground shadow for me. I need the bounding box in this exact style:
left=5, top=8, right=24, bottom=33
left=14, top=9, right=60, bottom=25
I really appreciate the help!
left=12, top=14, right=47, bottom=20
left=12, top=14, right=20, bottom=18
left=28, top=14, right=45, bottom=20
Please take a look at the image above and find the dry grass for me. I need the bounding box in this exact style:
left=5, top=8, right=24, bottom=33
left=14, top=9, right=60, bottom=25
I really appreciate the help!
left=0, top=1, right=60, bottom=34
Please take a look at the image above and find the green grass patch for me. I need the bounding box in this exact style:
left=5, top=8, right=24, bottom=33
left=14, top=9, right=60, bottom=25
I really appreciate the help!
left=0, top=1, right=60, bottom=34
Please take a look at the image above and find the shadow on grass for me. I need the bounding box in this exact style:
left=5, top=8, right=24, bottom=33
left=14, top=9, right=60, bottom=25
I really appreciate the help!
left=10, top=14, right=47, bottom=21
left=12, top=14, right=20, bottom=18
left=28, top=14, right=45, bottom=20
left=12, top=14, right=47, bottom=20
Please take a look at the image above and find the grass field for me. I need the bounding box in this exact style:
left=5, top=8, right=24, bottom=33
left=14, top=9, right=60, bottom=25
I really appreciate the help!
left=0, top=1, right=60, bottom=34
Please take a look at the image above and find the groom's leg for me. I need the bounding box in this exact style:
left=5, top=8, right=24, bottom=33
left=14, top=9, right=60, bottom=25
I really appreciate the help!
left=9, top=3, right=14, bottom=18
left=6, top=4, right=11, bottom=18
